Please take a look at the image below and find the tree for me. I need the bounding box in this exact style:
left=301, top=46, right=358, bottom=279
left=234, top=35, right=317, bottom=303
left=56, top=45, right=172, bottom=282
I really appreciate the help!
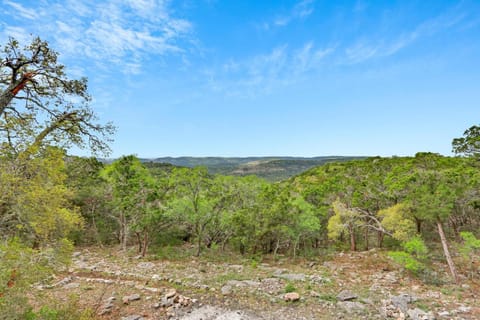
left=452, top=125, right=480, bottom=157
left=0, top=36, right=114, bottom=156
left=101, top=155, right=155, bottom=252
left=406, top=155, right=460, bottom=282
left=0, top=147, right=83, bottom=246
left=167, top=167, right=223, bottom=256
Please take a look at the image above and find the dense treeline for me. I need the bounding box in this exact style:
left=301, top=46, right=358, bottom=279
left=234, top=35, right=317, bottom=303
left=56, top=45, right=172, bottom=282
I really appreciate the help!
left=64, top=152, right=480, bottom=285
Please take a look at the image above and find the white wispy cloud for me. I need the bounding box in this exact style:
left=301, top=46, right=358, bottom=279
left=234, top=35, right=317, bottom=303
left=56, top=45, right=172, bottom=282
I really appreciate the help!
left=344, top=7, right=469, bottom=64
left=0, top=0, right=192, bottom=74
left=206, top=42, right=334, bottom=97
left=263, top=0, right=315, bottom=29
left=3, top=1, right=38, bottom=20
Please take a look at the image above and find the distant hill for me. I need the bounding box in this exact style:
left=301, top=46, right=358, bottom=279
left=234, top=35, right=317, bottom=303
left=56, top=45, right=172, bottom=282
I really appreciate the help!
left=141, top=156, right=366, bottom=181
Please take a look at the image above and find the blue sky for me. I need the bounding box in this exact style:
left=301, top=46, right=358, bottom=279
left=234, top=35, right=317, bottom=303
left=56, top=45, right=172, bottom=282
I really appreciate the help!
left=1, top=0, right=479, bottom=158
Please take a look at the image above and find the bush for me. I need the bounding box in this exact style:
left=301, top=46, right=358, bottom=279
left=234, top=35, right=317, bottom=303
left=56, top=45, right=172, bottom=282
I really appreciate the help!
left=458, top=231, right=480, bottom=279
left=0, top=238, right=74, bottom=319
left=388, top=236, right=428, bottom=275
left=284, top=282, right=297, bottom=293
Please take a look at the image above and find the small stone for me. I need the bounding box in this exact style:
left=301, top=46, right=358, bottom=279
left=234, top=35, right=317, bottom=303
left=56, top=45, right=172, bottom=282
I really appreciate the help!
left=121, top=315, right=144, bottom=320
left=438, top=311, right=450, bottom=317
left=63, top=282, right=80, bottom=289
left=391, top=293, right=417, bottom=313
left=407, top=308, right=434, bottom=320
left=284, top=292, right=301, bottom=302
left=137, top=262, right=155, bottom=269
left=221, top=285, right=233, bottom=296
left=336, top=290, right=358, bottom=301
left=165, top=288, right=177, bottom=299
left=310, top=290, right=321, bottom=298
left=160, top=297, right=173, bottom=308
left=122, top=293, right=141, bottom=304
left=337, top=301, right=365, bottom=314
left=106, top=296, right=116, bottom=303
left=275, top=273, right=306, bottom=282
left=457, top=305, right=471, bottom=313
left=229, top=264, right=244, bottom=272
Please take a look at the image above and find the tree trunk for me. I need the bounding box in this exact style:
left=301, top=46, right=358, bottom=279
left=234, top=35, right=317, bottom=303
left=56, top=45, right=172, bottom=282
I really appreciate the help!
left=377, top=230, right=384, bottom=248
left=437, top=219, right=459, bottom=283
left=364, top=227, right=369, bottom=250
left=415, top=217, right=422, bottom=233
left=120, top=213, right=128, bottom=251
left=349, top=225, right=356, bottom=251
left=0, top=73, right=36, bottom=117
left=141, top=232, right=148, bottom=257
left=135, top=232, right=142, bottom=254
left=273, top=238, right=280, bottom=259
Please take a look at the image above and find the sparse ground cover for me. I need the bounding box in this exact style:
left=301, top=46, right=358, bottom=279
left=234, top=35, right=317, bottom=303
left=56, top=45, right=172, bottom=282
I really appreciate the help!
left=28, top=245, right=480, bottom=320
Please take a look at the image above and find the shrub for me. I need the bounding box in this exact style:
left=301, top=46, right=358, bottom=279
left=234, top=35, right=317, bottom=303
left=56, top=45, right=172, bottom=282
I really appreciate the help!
left=388, top=236, right=428, bottom=275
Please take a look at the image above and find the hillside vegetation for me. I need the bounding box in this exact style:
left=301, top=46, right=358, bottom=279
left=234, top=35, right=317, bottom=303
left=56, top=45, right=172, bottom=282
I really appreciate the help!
left=141, top=156, right=365, bottom=181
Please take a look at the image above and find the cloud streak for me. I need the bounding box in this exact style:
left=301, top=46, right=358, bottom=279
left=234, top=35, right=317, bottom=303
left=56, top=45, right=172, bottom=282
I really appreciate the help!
left=206, top=42, right=334, bottom=97
left=262, top=0, right=315, bottom=29
left=343, top=7, right=469, bottom=64
left=0, top=0, right=192, bottom=74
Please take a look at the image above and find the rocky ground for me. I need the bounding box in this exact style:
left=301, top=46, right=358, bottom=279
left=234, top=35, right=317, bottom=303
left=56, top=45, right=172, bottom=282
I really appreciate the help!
left=34, top=246, right=479, bottom=320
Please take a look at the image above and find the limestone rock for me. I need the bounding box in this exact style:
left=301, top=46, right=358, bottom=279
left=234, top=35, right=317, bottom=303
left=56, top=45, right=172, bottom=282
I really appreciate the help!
left=121, top=315, right=144, bottom=320
left=137, top=261, right=155, bottom=269
left=407, top=308, right=434, bottom=320
left=337, top=301, right=365, bottom=314
left=122, top=293, right=141, bottom=304
left=391, top=293, right=417, bottom=313
left=165, top=288, right=177, bottom=299
left=275, top=273, right=306, bottom=282
left=284, top=292, right=301, bottom=302
left=336, top=290, right=358, bottom=301
left=221, top=284, right=233, bottom=296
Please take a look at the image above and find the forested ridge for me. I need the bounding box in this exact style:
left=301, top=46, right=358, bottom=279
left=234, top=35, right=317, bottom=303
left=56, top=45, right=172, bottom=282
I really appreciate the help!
left=140, top=156, right=366, bottom=181
left=1, top=37, right=480, bottom=319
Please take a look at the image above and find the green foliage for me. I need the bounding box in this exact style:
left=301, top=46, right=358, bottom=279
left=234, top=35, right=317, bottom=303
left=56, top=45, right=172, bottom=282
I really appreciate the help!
left=403, top=236, right=428, bottom=258
left=458, top=231, right=480, bottom=278
left=0, top=238, right=74, bottom=319
left=284, top=282, right=297, bottom=293
left=388, top=251, right=425, bottom=274
left=388, top=236, right=428, bottom=275
left=101, top=155, right=157, bottom=252
left=24, top=296, right=94, bottom=320
left=452, top=125, right=480, bottom=157
left=0, top=36, right=114, bottom=156
left=0, top=147, right=83, bottom=246
left=378, top=203, right=416, bottom=242
left=459, top=231, right=480, bottom=257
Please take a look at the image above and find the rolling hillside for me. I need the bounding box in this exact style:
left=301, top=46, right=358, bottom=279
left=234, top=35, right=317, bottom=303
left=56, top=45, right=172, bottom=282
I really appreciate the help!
left=141, top=156, right=366, bottom=181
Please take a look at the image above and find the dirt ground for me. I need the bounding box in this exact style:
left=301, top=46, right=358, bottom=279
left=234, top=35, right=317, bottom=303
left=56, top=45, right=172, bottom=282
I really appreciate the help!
left=34, top=246, right=480, bottom=320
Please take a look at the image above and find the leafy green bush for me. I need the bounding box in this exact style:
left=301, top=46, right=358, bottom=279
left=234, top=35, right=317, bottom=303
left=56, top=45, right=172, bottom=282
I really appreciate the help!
left=23, top=296, right=94, bottom=320
left=284, top=282, right=297, bottom=293
left=459, top=231, right=480, bottom=258
left=0, top=238, right=74, bottom=319
left=458, top=231, right=480, bottom=278
left=388, top=236, right=428, bottom=275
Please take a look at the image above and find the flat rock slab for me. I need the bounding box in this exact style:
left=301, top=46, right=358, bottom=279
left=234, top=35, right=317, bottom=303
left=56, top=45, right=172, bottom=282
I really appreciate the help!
left=274, top=273, right=306, bottom=282
left=121, top=315, right=145, bottom=320
left=178, top=305, right=260, bottom=320
left=336, top=290, right=358, bottom=301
